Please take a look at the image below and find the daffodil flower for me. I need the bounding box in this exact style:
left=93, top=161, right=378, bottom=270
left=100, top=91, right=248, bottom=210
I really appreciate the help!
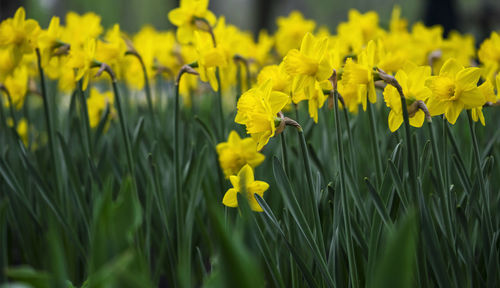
left=87, top=87, right=115, bottom=129
left=222, top=164, right=269, bottom=212
left=216, top=130, right=265, bottom=178
left=168, top=0, right=216, bottom=44
left=383, top=64, right=432, bottom=132
left=274, top=11, right=315, bottom=57
left=342, top=40, right=378, bottom=111
left=235, top=79, right=289, bottom=150
left=193, top=30, right=227, bottom=91
left=425, top=58, right=486, bottom=124
left=68, top=38, right=97, bottom=91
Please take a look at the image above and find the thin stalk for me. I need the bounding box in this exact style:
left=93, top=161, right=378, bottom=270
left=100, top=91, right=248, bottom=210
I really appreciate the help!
left=35, top=48, right=62, bottom=198
left=366, top=99, right=383, bottom=187
left=280, top=132, right=289, bottom=176
left=0, top=91, right=6, bottom=128
left=126, top=51, right=155, bottom=128
left=215, top=67, right=225, bottom=140
left=1, top=87, right=17, bottom=128
left=333, top=90, right=359, bottom=288
left=466, top=110, right=493, bottom=235
left=427, top=121, right=453, bottom=239
left=77, top=80, right=92, bottom=156
left=295, top=126, right=326, bottom=258
left=95, top=63, right=137, bottom=190
left=342, top=105, right=358, bottom=181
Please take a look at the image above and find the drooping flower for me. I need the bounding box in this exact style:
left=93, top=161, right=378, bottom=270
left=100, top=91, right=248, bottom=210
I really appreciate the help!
left=383, top=64, right=432, bottom=132
left=216, top=130, right=265, bottom=178
left=168, top=0, right=216, bottom=44
left=471, top=79, right=496, bottom=126
left=235, top=79, right=289, bottom=150
left=425, top=58, right=485, bottom=124
left=478, top=31, right=500, bottom=82
left=222, top=164, right=269, bottom=212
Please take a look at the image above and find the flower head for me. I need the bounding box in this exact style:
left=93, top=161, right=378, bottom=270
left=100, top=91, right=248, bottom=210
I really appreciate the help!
left=274, top=11, right=316, bottom=57
left=383, top=64, right=432, bottom=132
left=168, top=0, right=216, bottom=44
left=216, top=131, right=265, bottom=178
left=222, top=164, right=269, bottom=212
left=87, top=87, right=115, bottom=128
left=425, top=58, right=485, bottom=124
left=235, top=79, right=289, bottom=150
left=68, top=38, right=96, bottom=91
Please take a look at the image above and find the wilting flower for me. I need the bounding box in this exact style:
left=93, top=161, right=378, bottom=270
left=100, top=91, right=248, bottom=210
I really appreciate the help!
left=168, top=0, right=216, bottom=44
left=425, top=58, right=485, bottom=124
left=383, top=64, right=432, bottom=132
left=216, top=130, right=265, bottom=178
left=222, top=164, right=269, bottom=212
left=235, top=79, right=289, bottom=150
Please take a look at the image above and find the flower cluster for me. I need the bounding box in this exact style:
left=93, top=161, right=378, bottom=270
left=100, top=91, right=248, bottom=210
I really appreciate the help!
left=1, top=4, right=499, bottom=211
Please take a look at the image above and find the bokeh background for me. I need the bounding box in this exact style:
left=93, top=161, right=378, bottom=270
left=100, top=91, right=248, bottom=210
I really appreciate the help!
left=1, top=0, right=500, bottom=44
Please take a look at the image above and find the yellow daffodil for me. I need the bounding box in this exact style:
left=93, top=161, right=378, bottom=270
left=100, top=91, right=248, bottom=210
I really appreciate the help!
left=2, top=65, right=28, bottom=109
left=257, top=63, right=291, bottom=95
left=0, top=7, right=40, bottom=59
left=235, top=79, right=289, bottom=150
left=383, top=64, right=432, bottom=132
left=425, top=58, right=485, bottom=124
left=342, top=40, right=378, bottom=110
left=478, top=31, right=500, bottom=82
left=95, top=24, right=127, bottom=77
left=222, top=164, right=269, bottom=212
left=337, top=9, right=382, bottom=53
left=471, top=79, right=496, bottom=126
left=68, top=38, right=96, bottom=91
left=168, top=0, right=216, bottom=44
left=283, top=32, right=332, bottom=103
left=274, top=11, right=316, bottom=57
left=194, top=30, right=226, bottom=91
left=38, top=16, right=65, bottom=68
left=216, top=130, right=265, bottom=178
left=87, top=87, right=115, bottom=128
left=7, top=117, right=29, bottom=146
left=63, top=12, right=102, bottom=48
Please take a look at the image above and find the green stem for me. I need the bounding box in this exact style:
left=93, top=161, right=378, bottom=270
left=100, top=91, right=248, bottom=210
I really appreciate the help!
left=215, top=67, right=225, bottom=140
left=296, top=126, right=326, bottom=258
left=366, top=98, right=383, bottom=187
left=2, top=87, right=17, bottom=128
left=466, top=110, right=492, bottom=235
left=77, top=80, right=92, bottom=156
left=280, top=132, right=289, bottom=176
left=343, top=106, right=358, bottom=182
left=398, top=90, right=417, bottom=197
left=35, top=48, right=62, bottom=198
left=333, top=90, right=359, bottom=288
left=106, top=70, right=136, bottom=187
left=127, top=51, right=155, bottom=128
left=427, top=121, right=453, bottom=238
left=174, top=69, right=184, bottom=262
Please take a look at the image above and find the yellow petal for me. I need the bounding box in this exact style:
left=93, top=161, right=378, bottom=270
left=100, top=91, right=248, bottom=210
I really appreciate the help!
left=455, top=67, right=481, bottom=91
left=222, top=188, right=238, bottom=208
left=459, top=87, right=484, bottom=109
left=439, top=58, right=462, bottom=79
left=445, top=101, right=464, bottom=124
left=388, top=110, right=403, bottom=132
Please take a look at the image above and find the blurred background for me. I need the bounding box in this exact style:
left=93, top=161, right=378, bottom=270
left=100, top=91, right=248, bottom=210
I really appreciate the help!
left=1, top=0, right=500, bottom=43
